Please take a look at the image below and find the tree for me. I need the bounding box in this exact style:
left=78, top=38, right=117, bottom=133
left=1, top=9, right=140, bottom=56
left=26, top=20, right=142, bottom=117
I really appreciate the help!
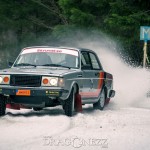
left=58, top=0, right=150, bottom=65
left=0, top=0, right=150, bottom=66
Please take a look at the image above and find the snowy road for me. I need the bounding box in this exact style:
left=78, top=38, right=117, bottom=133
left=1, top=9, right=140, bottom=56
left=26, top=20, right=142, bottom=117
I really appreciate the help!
left=1, top=105, right=150, bottom=150
left=0, top=39, right=150, bottom=150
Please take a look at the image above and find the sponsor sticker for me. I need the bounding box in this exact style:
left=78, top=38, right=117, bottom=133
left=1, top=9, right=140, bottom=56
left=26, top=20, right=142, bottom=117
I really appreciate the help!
left=21, top=48, right=78, bottom=56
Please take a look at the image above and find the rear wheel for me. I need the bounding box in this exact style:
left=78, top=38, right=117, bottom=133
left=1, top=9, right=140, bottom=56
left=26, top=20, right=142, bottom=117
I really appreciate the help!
left=0, top=95, right=6, bottom=116
left=93, top=89, right=105, bottom=110
left=63, top=88, right=75, bottom=117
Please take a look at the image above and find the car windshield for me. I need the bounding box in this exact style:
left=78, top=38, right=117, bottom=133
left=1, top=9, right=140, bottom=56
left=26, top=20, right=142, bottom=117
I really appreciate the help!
left=13, top=48, right=79, bottom=69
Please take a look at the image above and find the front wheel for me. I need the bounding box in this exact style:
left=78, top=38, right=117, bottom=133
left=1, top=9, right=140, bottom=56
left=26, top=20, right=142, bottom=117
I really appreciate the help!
left=0, top=95, right=6, bottom=116
left=63, top=88, right=75, bottom=117
left=93, top=89, right=105, bottom=110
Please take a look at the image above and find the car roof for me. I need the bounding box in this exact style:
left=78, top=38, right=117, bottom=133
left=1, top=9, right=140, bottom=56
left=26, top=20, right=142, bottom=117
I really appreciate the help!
left=22, top=46, right=95, bottom=53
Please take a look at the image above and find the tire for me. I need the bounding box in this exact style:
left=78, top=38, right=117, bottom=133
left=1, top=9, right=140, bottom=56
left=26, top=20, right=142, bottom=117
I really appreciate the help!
left=93, top=89, right=105, bottom=110
left=33, top=107, right=43, bottom=111
left=63, top=88, right=75, bottom=117
left=0, top=95, right=6, bottom=116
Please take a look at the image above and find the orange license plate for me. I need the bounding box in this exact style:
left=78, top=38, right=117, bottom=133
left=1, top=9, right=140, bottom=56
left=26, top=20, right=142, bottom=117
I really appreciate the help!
left=16, top=90, right=31, bottom=96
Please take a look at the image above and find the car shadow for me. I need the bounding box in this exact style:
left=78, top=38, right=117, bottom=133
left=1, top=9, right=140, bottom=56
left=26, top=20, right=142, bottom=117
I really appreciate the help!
left=6, top=102, right=117, bottom=117
left=6, top=107, right=65, bottom=117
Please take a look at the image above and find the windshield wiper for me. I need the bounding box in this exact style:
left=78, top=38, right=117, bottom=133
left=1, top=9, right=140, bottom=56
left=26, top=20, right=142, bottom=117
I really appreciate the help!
left=41, top=64, right=70, bottom=69
left=14, top=63, right=36, bottom=67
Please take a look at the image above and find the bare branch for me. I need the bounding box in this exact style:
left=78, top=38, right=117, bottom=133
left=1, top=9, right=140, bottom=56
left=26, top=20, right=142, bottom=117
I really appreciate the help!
left=30, top=0, right=68, bottom=25
left=29, top=16, right=54, bottom=30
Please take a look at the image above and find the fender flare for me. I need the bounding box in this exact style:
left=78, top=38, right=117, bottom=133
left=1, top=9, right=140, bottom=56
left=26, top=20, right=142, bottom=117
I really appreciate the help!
left=65, top=81, right=79, bottom=100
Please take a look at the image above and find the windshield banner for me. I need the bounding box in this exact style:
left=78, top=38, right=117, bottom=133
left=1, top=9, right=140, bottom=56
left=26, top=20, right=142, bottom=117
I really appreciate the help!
left=22, top=48, right=78, bottom=56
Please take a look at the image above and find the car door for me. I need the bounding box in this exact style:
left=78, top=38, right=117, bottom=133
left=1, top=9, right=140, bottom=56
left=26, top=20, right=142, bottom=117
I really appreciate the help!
left=80, top=51, right=93, bottom=100
left=88, top=52, right=104, bottom=99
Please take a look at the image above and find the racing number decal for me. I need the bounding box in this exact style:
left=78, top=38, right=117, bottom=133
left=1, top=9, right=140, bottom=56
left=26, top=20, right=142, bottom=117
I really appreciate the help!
left=80, top=72, right=104, bottom=98
left=16, top=90, right=31, bottom=96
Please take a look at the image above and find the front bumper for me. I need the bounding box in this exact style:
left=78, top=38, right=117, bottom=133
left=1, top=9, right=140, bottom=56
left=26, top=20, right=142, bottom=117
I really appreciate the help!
left=0, top=86, right=68, bottom=97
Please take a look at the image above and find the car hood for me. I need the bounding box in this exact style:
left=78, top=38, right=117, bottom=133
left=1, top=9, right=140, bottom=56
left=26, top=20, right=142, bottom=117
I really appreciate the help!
left=0, top=67, right=77, bottom=76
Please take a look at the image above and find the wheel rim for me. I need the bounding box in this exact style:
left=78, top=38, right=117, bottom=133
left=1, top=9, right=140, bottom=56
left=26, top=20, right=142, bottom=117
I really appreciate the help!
left=100, top=90, right=105, bottom=107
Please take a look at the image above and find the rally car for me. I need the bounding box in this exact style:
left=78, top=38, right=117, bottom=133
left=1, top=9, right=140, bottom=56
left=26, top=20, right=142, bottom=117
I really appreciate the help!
left=0, top=46, right=115, bottom=117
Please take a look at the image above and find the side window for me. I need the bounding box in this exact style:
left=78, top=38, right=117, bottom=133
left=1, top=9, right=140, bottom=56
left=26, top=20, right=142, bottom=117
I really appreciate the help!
left=81, top=52, right=92, bottom=70
left=89, top=53, right=101, bottom=70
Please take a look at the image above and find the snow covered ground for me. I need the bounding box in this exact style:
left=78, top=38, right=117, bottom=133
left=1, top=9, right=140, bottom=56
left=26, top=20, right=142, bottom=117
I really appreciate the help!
left=0, top=39, right=150, bottom=150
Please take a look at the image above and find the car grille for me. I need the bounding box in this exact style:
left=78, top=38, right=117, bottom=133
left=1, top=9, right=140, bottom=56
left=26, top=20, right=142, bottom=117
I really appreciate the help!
left=10, top=75, right=42, bottom=87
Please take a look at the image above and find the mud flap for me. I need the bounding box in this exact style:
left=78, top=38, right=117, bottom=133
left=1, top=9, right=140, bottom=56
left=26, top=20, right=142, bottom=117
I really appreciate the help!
left=74, top=93, right=82, bottom=112
left=6, top=104, right=20, bottom=110
left=105, top=98, right=110, bottom=105
left=6, top=104, right=31, bottom=110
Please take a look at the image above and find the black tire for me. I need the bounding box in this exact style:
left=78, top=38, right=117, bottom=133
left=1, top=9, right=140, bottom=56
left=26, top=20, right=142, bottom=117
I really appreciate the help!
left=63, top=88, right=75, bottom=117
left=33, top=107, right=43, bottom=111
left=0, top=95, right=6, bottom=116
left=93, top=89, right=105, bottom=110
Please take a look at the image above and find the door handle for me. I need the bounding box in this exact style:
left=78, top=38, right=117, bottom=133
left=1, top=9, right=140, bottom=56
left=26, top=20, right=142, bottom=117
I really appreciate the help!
left=77, top=74, right=82, bottom=77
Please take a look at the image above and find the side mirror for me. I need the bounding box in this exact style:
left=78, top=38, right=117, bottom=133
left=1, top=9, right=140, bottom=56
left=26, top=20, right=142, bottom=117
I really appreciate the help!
left=8, top=61, right=14, bottom=67
left=81, top=64, right=92, bottom=70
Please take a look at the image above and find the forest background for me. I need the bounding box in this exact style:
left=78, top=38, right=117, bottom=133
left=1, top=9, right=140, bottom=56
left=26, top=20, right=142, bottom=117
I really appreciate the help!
left=0, top=0, right=150, bottom=67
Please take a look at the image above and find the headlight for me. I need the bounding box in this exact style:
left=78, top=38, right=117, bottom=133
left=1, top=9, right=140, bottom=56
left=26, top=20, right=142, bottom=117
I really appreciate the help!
left=49, top=78, right=58, bottom=86
left=43, top=78, right=49, bottom=85
left=0, top=75, right=10, bottom=84
left=0, top=76, right=3, bottom=83
left=41, top=76, right=64, bottom=87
